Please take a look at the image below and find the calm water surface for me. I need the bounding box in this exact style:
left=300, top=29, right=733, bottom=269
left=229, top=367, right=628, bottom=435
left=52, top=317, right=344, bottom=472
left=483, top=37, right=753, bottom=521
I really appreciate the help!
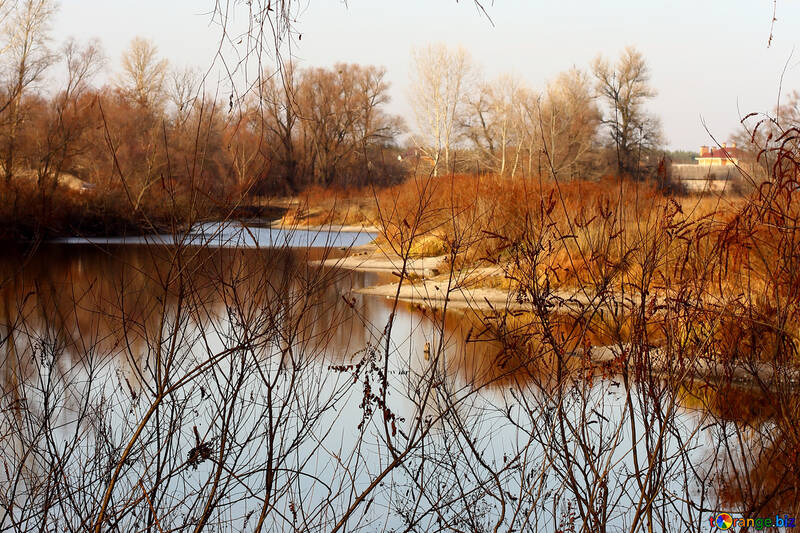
left=0, top=226, right=779, bottom=531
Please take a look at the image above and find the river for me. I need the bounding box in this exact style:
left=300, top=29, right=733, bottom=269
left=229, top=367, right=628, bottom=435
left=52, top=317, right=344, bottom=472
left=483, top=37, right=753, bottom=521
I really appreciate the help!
left=0, top=224, right=786, bottom=532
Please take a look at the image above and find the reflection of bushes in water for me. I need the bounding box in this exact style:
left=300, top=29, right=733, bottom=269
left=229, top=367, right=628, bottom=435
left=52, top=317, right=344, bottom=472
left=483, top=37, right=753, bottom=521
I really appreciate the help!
left=679, top=383, right=779, bottom=426
left=0, top=242, right=362, bottom=397
left=716, top=428, right=800, bottom=513
left=0, top=237, right=386, bottom=530
left=401, top=304, right=599, bottom=390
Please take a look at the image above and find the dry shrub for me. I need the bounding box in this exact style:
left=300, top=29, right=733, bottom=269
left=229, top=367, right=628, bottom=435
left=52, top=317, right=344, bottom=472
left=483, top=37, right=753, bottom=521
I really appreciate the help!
left=375, top=173, right=668, bottom=285
left=408, top=234, right=449, bottom=257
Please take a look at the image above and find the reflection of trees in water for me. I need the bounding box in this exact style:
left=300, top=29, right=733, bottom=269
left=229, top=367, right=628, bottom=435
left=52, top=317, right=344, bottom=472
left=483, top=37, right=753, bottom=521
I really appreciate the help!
left=716, top=431, right=800, bottom=514
left=680, top=382, right=800, bottom=515
left=1, top=238, right=799, bottom=530
left=348, top=282, right=800, bottom=530
left=0, top=244, right=368, bottom=386
left=0, top=243, right=387, bottom=531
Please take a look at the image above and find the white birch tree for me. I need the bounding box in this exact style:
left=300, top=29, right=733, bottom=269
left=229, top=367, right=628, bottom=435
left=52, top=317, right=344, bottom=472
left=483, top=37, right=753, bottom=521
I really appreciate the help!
left=409, top=43, right=473, bottom=175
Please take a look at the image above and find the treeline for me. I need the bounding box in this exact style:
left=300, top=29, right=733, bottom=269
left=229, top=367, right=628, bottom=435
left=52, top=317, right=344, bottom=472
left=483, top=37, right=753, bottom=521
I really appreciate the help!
left=0, top=34, right=407, bottom=201
left=0, top=1, right=680, bottom=240
left=409, top=44, right=664, bottom=181
left=248, top=64, right=405, bottom=193
left=0, top=1, right=410, bottom=239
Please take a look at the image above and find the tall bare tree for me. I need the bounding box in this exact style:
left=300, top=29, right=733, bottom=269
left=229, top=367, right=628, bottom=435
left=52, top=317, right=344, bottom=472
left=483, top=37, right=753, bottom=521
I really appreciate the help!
left=35, top=37, right=104, bottom=194
left=0, top=0, right=57, bottom=183
left=409, top=43, right=473, bottom=176
left=118, top=36, right=168, bottom=109
left=533, top=68, right=600, bottom=180
left=592, top=46, right=661, bottom=179
left=462, top=68, right=598, bottom=180
left=352, top=64, right=404, bottom=181
left=259, top=69, right=300, bottom=192
left=167, top=65, right=200, bottom=126
left=298, top=63, right=401, bottom=186
left=463, top=74, right=526, bottom=177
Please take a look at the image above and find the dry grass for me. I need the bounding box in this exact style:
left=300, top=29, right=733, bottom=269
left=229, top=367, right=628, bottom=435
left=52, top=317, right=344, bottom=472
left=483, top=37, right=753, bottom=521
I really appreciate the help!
left=277, top=185, right=381, bottom=227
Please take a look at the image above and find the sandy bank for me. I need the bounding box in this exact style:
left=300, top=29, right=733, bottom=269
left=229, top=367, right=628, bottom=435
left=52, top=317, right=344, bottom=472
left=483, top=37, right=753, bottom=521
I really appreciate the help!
left=320, top=248, right=799, bottom=389
left=351, top=277, right=633, bottom=312
left=574, top=344, right=800, bottom=390
left=267, top=220, right=381, bottom=234
left=311, top=248, right=448, bottom=276
left=350, top=262, right=680, bottom=311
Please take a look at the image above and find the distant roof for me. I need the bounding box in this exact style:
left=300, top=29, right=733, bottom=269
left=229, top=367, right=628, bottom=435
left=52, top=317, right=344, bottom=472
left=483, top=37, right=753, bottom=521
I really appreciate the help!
left=698, top=146, right=742, bottom=159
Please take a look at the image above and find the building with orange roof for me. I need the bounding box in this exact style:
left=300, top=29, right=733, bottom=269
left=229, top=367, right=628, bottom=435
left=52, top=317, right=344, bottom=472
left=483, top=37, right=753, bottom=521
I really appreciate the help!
left=696, top=143, right=741, bottom=166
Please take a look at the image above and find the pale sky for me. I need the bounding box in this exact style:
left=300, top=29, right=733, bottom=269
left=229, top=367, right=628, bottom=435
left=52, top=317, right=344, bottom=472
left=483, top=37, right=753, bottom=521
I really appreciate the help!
left=52, top=0, right=800, bottom=150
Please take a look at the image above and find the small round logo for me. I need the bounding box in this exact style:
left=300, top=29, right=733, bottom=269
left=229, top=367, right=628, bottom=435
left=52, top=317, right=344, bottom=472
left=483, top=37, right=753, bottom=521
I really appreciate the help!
left=714, top=513, right=734, bottom=530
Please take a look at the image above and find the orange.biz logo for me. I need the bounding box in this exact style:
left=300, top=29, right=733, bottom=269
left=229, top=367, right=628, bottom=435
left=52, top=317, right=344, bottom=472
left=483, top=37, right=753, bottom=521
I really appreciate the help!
left=711, top=513, right=734, bottom=529
left=710, top=513, right=796, bottom=530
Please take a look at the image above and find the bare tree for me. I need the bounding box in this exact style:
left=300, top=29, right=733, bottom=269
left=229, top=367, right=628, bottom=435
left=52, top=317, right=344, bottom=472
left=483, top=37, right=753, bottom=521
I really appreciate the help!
left=118, top=36, right=168, bottom=109
left=409, top=43, right=473, bottom=175
left=352, top=64, right=404, bottom=181
left=34, top=37, right=105, bottom=195
left=462, top=68, right=598, bottom=180
left=259, top=69, right=301, bottom=192
left=0, top=0, right=57, bottom=183
left=592, top=46, right=662, bottom=179
left=532, top=68, right=600, bottom=180
left=297, top=63, right=401, bottom=186
left=108, top=37, right=171, bottom=212
left=167, top=65, right=201, bottom=125
left=463, top=74, right=526, bottom=177
left=61, top=38, right=104, bottom=102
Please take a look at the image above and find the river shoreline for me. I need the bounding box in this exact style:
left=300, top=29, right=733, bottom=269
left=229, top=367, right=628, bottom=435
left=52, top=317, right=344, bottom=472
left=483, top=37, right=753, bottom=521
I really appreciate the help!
left=319, top=243, right=800, bottom=389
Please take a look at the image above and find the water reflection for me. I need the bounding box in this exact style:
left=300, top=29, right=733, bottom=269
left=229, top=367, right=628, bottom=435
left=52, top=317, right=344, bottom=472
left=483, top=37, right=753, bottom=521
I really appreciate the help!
left=52, top=221, right=378, bottom=249
left=0, top=241, right=795, bottom=530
